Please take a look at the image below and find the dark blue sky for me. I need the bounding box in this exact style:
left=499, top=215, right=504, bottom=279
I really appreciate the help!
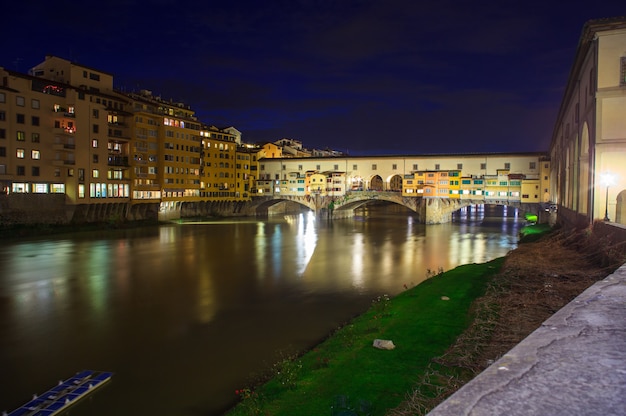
left=2, top=1, right=625, bottom=155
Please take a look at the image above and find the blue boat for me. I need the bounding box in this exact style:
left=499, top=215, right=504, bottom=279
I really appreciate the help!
left=4, top=370, right=113, bottom=416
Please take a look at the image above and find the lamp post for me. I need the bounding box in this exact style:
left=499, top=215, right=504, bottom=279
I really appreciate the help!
left=600, top=172, right=615, bottom=222
left=604, top=185, right=610, bottom=222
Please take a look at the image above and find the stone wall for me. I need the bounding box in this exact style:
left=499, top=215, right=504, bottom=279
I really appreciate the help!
left=557, top=206, right=591, bottom=229
left=593, top=220, right=626, bottom=256
left=0, top=194, right=160, bottom=227
left=0, top=193, right=70, bottom=226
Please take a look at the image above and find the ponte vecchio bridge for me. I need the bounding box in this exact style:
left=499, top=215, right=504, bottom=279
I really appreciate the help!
left=251, top=152, right=550, bottom=224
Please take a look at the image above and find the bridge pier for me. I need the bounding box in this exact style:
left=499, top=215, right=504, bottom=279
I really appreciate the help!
left=425, top=198, right=452, bottom=224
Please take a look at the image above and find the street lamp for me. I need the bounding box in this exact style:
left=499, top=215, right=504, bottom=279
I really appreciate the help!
left=600, top=172, right=615, bottom=222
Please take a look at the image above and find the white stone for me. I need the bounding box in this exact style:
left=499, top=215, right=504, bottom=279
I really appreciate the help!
left=373, top=339, right=396, bottom=350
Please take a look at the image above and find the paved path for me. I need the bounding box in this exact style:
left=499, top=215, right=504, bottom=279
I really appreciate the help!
left=428, top=263, right=626, bottom=416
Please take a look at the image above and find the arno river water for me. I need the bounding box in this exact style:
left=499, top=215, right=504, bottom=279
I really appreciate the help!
left=0, top=204, right=524, bottom=415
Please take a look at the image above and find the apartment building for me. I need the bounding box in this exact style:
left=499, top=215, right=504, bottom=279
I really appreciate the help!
left=1, top=56, right=132, bottom=207
left=1, top=55, right=253, bottom=223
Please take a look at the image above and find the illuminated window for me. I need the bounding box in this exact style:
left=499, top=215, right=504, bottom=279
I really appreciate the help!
left=16, top=148, right=25, bottom=158
left=92, top=139, right=98, bottom=148
left=78, top=184, right=85, bottom=198
left=32, top=150, right=40, bottom=159
left=93, top=169, right=99, bottom=178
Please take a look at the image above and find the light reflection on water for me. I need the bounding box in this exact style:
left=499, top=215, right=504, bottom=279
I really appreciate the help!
left=0, top=204, right=523, bottom=415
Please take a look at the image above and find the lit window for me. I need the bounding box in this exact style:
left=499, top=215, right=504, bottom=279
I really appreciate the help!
left=92, top=139, right=98, bottom=148
left=93, top=169, right=99, bottom=178
left=32, top=150, right=40, bottom=159
left=16, top=148, right=25, bottom=158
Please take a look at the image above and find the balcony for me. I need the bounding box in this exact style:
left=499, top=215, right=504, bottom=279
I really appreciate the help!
left=52, top=105, right=76, bottom=118
left=108, top=129, right=130, bottom=140
left=52, top=158, right=75, bottom=166
left=53, top=142, right=76, bottom=151
left=53, top=126, right=76, bottom=135
left=108, top=156, right=130, bottom=167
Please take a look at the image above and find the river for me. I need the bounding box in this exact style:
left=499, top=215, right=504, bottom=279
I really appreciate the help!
left=0, top=204, right=524, bottom=415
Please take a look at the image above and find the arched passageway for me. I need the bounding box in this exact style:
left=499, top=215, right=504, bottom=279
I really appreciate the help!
left=370, top=175, right=383, bottom=191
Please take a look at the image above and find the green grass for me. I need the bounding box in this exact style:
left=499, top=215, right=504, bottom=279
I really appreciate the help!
left=519, top=223, right=553, bottom=243
left=524, top=212, right=538, bottom=223
left=226, top=258, right=505, bottom=416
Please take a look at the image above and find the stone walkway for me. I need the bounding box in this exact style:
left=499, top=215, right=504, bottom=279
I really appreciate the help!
left=427, top=263, right=626, bottom=416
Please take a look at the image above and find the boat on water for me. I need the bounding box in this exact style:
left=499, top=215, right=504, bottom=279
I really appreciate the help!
left=4, top=370, right=113, bottom=416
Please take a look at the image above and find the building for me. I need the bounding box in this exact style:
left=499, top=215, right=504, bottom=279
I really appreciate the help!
left=549, top=17, right=626, bottom=226
left=1, top=56, right=132, bottom=217
left=0, top=55, right=249, bottom=223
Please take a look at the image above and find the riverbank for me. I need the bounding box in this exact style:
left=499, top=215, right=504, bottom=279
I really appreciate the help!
left=225, top=224, right=624, bottom=416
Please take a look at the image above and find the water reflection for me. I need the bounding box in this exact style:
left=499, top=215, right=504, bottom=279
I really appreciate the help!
left=0, top=204, right=524, bottom=415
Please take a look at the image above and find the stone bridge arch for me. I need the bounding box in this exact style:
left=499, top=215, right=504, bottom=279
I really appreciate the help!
left=330, top=191, right=425, bottom=220
left=249, top=195, right=316, bottom=216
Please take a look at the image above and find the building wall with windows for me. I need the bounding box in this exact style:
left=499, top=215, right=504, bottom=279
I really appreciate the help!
left=1, top=56, right=250, bottom=224
left=550, top=17, right=626, bottom=226
left=200, top=126, right=237, bottom=200
left=261, top=153, right=547, bottom=200
left=0, top=63, right=131, bottom=204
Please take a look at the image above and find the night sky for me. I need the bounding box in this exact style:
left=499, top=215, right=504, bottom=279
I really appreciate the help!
left=2, top=1, right=625, bottom=155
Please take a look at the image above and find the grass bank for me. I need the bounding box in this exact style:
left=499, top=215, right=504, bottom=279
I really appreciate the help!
left=226, top=258, right=505, bottom=416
